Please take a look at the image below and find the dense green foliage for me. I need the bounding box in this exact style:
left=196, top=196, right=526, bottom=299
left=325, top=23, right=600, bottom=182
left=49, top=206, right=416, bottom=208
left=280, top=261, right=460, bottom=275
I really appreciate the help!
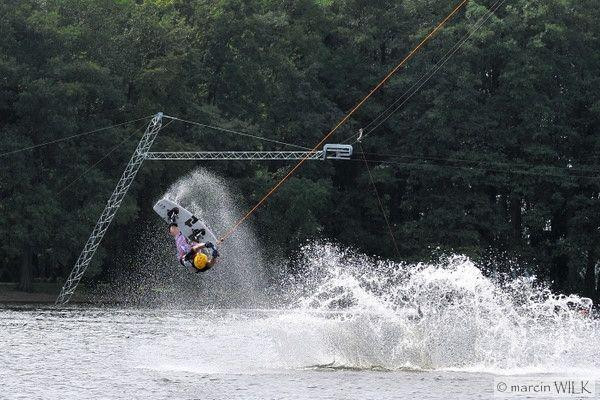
left=1, top=0, right=599, bottom=301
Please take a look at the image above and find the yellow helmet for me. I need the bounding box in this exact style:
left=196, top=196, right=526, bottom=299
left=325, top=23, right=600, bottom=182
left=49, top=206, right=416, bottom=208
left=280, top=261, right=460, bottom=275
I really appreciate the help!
left=193, top=252, right=209, bottom=269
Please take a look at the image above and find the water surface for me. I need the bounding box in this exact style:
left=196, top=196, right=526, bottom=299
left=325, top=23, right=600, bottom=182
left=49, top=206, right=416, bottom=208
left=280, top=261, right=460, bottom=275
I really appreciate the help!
left=1, top=306, right=596, bottom=400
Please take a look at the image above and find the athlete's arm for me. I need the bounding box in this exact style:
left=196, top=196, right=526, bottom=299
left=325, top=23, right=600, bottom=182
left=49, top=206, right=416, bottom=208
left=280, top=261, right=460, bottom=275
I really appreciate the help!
left=191, top=243, right=206, bottom=251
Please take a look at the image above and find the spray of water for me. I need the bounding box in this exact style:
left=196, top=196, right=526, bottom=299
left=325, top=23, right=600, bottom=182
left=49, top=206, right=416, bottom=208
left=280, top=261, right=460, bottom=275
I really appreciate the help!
left=113, top=167, right=598, bottom=375
left=105, top=168, right=269, bottom=307
left=267, top=242, right=599, bottom=374
left=162, top=168, right=268, bottom=306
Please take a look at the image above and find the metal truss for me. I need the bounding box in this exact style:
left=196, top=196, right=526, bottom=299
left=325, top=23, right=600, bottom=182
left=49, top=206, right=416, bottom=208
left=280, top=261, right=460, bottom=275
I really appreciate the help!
left=145, top=151, right=323, bottom=161
left=55, top=113, right=164, bottom=305
left=145, top=144, right=353, bottom=161
left=56, top=113, right=352, bottom=304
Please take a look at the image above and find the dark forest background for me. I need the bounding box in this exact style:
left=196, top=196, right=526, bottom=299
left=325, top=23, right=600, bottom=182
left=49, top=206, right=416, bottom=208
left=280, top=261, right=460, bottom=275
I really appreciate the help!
left=1, top=0, right=599, bottom=302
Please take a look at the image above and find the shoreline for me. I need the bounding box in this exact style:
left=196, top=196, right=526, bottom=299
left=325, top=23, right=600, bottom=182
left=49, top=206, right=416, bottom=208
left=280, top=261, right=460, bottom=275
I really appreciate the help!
left=0, top=282, right=91, bottom=304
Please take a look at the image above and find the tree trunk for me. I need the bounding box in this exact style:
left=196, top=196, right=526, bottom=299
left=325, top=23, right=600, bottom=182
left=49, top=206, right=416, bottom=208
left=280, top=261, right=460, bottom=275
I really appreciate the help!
left=380, top=40, right=387, bottom=65
left=550, top=254, right=568, bottom=292
left=18, top=251, right=33, bottom=293
left=596, top=274, right=600, bottom=306
left=126, top=81, right=135, bottom=104
left=583, top=245, right=597, bottom=299
left=548, top=211, right=569, bottom=291
left=509, top=195, right=522, bottom=244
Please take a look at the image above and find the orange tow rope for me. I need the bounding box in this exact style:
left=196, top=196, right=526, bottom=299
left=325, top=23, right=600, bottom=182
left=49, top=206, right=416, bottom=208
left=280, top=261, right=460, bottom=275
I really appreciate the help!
left=219, top=0, right=469, bottom=243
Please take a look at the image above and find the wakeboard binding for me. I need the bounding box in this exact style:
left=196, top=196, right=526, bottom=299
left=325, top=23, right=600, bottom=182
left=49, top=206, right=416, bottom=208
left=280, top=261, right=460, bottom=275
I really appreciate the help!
left=167, top=207, right=179, bottom=223
left=190, top=228, right=206, bottom=243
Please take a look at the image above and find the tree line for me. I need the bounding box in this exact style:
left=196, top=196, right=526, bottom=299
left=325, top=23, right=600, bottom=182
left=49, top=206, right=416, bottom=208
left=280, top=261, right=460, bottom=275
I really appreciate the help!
left=0, top=0, right=599, bottom=302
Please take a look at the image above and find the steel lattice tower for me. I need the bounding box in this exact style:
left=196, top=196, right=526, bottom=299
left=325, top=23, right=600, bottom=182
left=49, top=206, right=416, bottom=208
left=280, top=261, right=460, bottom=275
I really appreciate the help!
left=56, top=113, right=164, bottom=304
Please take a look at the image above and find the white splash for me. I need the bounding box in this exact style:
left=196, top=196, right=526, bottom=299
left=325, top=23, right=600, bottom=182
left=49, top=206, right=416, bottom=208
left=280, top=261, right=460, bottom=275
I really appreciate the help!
left=161, top=168, right=268, bottom=306
left=268, top=242, right=600, bottom=375
left=125, top=168, right=599, bottom=375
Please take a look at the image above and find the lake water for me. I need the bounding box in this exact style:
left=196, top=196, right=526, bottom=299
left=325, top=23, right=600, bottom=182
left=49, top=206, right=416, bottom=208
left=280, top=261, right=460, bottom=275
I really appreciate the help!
left=1, top=305, right=598, bottom=400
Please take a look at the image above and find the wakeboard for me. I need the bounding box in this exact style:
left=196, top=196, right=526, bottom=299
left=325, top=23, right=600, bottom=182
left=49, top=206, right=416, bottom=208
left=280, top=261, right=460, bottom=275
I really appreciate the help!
left=153, top=198, right=219, bottom=250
